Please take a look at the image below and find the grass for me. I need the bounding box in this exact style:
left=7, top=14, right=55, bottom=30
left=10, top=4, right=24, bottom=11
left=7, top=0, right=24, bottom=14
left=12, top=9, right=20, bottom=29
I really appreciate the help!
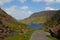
left=25, top=30, right=35, bottom=40
left=47, top=35, right=57, bottom=40
left=4, top=34, right=25, bottom=40
left=4, top=30, right=34, bottom=40
left=7, top=23, right=18, bottom=30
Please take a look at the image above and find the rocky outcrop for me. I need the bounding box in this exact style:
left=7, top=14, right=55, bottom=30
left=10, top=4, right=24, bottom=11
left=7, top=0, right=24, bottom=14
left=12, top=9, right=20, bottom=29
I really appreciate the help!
left=48, top=10, right=60, bottom=39
left=0, top=20, right=15, bottom=40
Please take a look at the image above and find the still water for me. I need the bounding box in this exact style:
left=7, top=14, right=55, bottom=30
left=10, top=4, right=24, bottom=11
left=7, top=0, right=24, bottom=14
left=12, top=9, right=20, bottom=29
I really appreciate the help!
left=28, top=23, right=44, bottom=29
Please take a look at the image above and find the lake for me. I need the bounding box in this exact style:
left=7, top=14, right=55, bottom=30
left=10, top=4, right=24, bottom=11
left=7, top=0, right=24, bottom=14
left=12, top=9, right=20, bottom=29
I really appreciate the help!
left=28, top=23, right=44, bottom=29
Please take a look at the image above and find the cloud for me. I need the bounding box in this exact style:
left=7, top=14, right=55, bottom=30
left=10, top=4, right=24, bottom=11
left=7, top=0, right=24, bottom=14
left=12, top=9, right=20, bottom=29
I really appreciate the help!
left=45, top=7, right=58, bottom=10
left=56, top=0, right=60, bottom=3
left=20, top=6, right=28, bottom=10
left=32, top=0, right=42, bottom=2
left=5, top=6, right=17, bottom=14
left=44, top=0, right=55, bottom=5
left=4, top=5, right=33, bottom=20
left=19, top=0, right=26, bottom=3
left=32, top=0, right=60, bottom=5
left=0, top=0, right=13, bottom=5
left=32, top=0, right=55, bottom=5
left=28, top=11, right=33, bottom=14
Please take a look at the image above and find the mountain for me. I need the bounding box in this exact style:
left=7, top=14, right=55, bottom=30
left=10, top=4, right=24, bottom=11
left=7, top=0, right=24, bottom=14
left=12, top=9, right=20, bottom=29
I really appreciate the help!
left=45, top=10, right=60, bottom=39
left=0, top=8, right=30, bottom=40
left=0, top=8, right=19, bottom=25
left=19, top=10, right=58, bottom=24
left=0, top=8, right=19, bottom=40
left=0, top=8, right=29, bottom=29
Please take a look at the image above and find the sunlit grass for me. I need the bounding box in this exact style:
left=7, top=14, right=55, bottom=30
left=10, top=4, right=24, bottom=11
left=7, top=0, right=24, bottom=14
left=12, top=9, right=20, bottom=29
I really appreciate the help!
left=4, top=34, right=25, bottom=40
left=4, top=29, right=34, bottom=40
left=25, top=30, right=35, bottom=40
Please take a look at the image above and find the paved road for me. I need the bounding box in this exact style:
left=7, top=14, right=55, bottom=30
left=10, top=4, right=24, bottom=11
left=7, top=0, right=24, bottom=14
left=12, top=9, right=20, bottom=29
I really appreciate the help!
left=30, top=30, right=50, bottom=40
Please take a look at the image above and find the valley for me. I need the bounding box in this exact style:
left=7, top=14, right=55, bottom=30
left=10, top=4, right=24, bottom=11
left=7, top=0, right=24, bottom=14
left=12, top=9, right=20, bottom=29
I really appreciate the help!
left=0, top=8, right=60, bottom=40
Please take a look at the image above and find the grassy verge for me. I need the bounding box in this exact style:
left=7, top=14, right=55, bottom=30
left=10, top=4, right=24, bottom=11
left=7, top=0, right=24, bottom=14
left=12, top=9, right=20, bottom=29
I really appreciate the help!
left=4, top=34, right=25, bottom=40
left=4, top=30, right=34, bottom=40
left=24, top=30, right=35, bottom=40
left=47, top=35, right=57, bottom=40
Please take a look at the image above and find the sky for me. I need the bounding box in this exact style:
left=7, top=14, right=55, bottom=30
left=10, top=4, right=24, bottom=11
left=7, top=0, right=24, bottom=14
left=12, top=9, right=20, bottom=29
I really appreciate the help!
left=0, top=0, right=60, bottom=20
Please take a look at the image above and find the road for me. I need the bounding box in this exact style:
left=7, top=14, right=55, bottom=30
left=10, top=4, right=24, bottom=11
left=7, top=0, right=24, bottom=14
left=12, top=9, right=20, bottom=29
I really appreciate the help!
left=30, top=30, right=50, bottom=40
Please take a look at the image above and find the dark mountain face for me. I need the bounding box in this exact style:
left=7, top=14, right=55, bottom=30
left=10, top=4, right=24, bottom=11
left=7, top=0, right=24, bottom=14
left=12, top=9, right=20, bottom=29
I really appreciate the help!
left=46, top=10, right=60, bottom=39
left=0, top=8, right=19, bottom=25
left=20, top=10, right=58, bottom=24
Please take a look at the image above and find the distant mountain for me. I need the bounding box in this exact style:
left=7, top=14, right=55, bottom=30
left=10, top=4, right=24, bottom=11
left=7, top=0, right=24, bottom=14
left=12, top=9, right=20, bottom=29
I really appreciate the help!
left=20, top=10, right=58, bottom=24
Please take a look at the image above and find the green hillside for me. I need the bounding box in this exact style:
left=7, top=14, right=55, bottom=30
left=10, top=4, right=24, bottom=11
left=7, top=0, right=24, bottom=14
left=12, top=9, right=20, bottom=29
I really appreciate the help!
left=19, top=10, right=57, bottom=24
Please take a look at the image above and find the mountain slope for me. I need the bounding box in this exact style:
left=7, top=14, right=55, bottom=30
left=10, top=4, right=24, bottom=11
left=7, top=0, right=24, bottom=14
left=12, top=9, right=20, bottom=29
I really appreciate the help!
left=0, top=8, right=19, bottom=40
left=0, top=8, right=30, bottom=40
left=0, top=8, right=19, bottom=25
left=0, top=8, right=30, bottom=32
left=20, top=10, right=58, bottom=24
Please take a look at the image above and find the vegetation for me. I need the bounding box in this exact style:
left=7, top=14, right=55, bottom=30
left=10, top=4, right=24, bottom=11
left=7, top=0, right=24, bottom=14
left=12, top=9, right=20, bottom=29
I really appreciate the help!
left=1, top=8, right=60, bottom=40
left=19, top=10, right=57, bottom=24
left=45, top=10, right=60, bottom=40
left=19, top=16, right=47, bottom=24
left=45, top=10, right=60, bottom=27
left=47, top=35, right=57, bottom=40
left=25, top=30, right=34, bottom=40
left=0, top=8, right=32, bottom=40
left=4, top=34, right=25, bottom=40
left=4, top=29, right=34, bottom=40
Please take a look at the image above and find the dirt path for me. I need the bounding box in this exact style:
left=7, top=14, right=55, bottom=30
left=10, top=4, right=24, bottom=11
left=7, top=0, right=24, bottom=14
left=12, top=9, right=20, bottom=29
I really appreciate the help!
left=30, top=30, right=50, bottom=40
